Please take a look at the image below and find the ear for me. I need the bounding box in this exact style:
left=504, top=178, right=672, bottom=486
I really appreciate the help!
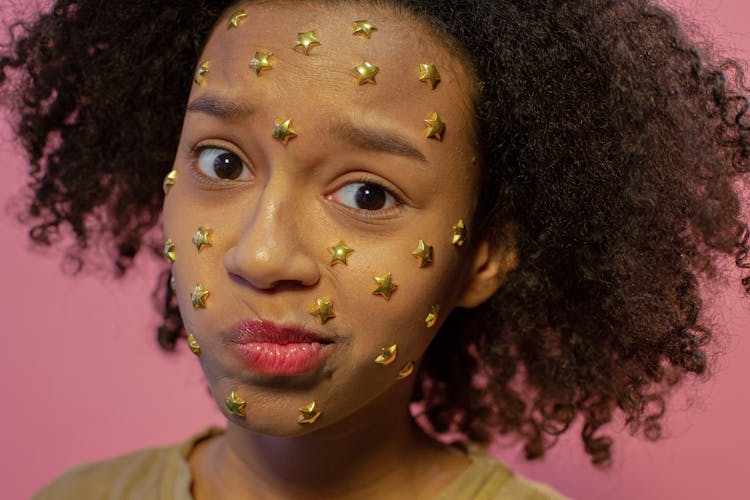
left=456, top=235, right=518, bottom=309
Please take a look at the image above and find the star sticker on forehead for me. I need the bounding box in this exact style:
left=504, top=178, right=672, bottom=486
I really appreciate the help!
left=412, top=240, right=433, bottom=267
left=329, top=241, right=354, bottom=266
left=191, top=283, right=210, bottom=309
left=227, top=9, right=248, bottom=29
left=225, top=391, right=246, bottom=416
left=272, top=118, right=298, bottom=145
left=192, top=226, right=213, bottom=252
left=310, top=297, right=335, bottom=324
left=352, top=60, right=379, bottom=85
left=418, top=63, right=441, bottom=89
left=194, top=60, right=210, bottom=86
left=249, top=51, right=273, bottom=76
left=295, top=31, right=321, bottom=55
left=352, top=19, right=377, bottom=38
left=298, top=401, right=321, bottom=424
left=372, top=272, right=398, bottom=300
left=424, top=112, right=445, bottom=141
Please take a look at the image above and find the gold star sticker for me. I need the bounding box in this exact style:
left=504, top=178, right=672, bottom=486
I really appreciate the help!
left=272, top=118, right=298, bottom=145
left=372, top=272, right=397, bottom=300
left=295, top=31, right=321, bottom=55
left=329, top=241, right=354, bottom=266
left=396, top=360, right=415, bottom=379
left=352, top=60, right=378, bottom=85
left=191, top=283, right=209, bottom=309
left=309, top=297, right=335, bottom=324
left=425, top=304, right=440, bottom=328
left=418, top=63, right=441, bottom=89
left=412, top=240, right=433, bottom=267
left=452, top=219, right=466, bottom=246
left=352, top=19, right=377, bottom=38
left=298, top=401, right=321, bottom=424
left=163, top=238, right=176, bottom=263
left=424, top=112, right=445, bottom=141
left=163, top=170, right=177, bottom=195
left=374, top=344, right=398, bottom=365
left=249, top=51, right=273, bottom=76
left=187, top=333, right=201, bottom=357
left=225, top=391, right=246, bottom=416
left=192, top=226, right=213, bottom=252
left=170, top=274, right=176, bottom=292
left=227, top=10, right=248, bottom=29
left=194, top=60, right=210, bottom=86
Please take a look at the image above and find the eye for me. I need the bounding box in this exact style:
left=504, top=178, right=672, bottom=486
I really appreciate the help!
left=196, top=147, right=251, bottom=181
left=327, top=182, right=399, bottom=211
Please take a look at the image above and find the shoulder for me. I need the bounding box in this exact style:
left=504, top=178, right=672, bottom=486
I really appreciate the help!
left=438, top=443, right=572, bottom=500
left=32, top=427, right=222, bottom=500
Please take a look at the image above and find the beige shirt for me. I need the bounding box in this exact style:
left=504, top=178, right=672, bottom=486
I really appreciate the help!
left=34, top=428, right=570, bottom=500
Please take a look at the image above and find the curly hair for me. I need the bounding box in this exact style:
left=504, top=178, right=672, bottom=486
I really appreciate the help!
left=2, top=0, right=749, bottom=466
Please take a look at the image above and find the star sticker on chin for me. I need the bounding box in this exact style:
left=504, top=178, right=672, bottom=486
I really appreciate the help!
left=298, top=401, right=321, bottom=424
left=225, top=391, right=246, bottom=416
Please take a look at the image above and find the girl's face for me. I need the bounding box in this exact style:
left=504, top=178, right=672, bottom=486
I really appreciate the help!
left=163, top=1, right=494, bottom=436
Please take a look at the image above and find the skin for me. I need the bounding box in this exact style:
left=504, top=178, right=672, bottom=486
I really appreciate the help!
left=162, top=2, right=514, bottom=498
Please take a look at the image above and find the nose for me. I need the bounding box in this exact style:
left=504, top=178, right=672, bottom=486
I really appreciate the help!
left=224, top=192, right=320, bottom=290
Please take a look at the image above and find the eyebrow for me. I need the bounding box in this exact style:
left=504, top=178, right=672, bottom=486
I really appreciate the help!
left=186, top=94, right=256, bottom=121
left=329, top=119, right=427, bottom=162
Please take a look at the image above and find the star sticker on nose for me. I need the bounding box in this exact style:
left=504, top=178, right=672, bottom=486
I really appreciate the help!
left=249, top=51, right=273, bottom=76
left=374, top=344, right=398, bottom=365
left=424, top=112, right=445, bottom=141
left=328, top=241, right=354, bottom=266
left=295, top=31, right=321, bottom=55
left=273, top=118, right=298, bottom=145
left=372, top=272, right=397, bottom=300
left=412, top=240, right=433, bottom=267
left=192, top=226, right=213, bottom=252
left=227, top=10, right=248, bottom=29
left=298, top=401, right=321, bottom=424
left=194, top=60, right=210, bottom=86
left=225, top=391, right=246, bottom=416
left=352, top=19, right=377, bottom=38
left=418, top=63, right=441, bottom=89
left=309, top=297, right=335, bottom=324
left=352, top=60, right=378, bottom=85
left=191, top=283, right=210, bottom=309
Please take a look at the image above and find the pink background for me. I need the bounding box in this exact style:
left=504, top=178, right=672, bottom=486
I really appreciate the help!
left=1, top=1, right=749, bottom=499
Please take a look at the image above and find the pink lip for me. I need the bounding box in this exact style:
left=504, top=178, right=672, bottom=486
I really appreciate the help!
left=226, top=319, right=334, bottom=376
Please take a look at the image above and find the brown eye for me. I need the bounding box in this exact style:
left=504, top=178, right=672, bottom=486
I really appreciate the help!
left=196, top=147, right=251, bottom=181
left=328, top=182, right=398, bottom=211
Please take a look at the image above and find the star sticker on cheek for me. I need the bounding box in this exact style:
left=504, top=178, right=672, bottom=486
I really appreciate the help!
left=328, top=241, right=354, bottom=266
left=170, top=274, right=176, bottom=293
left=412, top=240, right=433, bottom=267
left=227, top=10, right=248, bottom=29
left=194, top=61, right=210, bottom=86
left=424, top=112, right=445, bottom=141
left=272, top=118, right=298, bottom=145
left=309, top=297, right=335, bottom=324
left=452, top=219, right=466, bottom=246
left=192, top=226, right=213, bottom=252
left=418, top=63, right=441, bottom=89
left=163, top=170, right=177, bottom=195
left=191, top=283, right=210, bottom=309
left=249, top=51, right=273, bottom=76
left=298, top=401, right=321, bottom=424
left=396, top=360, right=415, bottom=379
left=187, top=333, right=201, bottom=357
left=225, top=391, right=246, bottom=416
left=163, top=238, right=176, bottom=263
left=295, top=31, right=321, bottom=55
left=372, top=273, right=398, bottom=300
left=374, top=344, right=398, bottom=365
left=352, top=60, right=379, bottom=85
left=425, top=304, right=440, bottom=328
left=352, top=19, right=377, bottom=38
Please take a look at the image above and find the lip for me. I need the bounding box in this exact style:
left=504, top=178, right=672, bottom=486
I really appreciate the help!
left=226, top=318, right=334, bottom=376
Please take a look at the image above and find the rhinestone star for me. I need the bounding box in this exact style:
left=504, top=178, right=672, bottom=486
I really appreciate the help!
left=352, top=19, right=377, bottom=38
left=192, top=226, right=213, bottom=252
left=191, top=283, right=210, bottom=309
left=424, top=112, right=445, bottom=141
left=249, top=51, right=273, bottom=76
left=227, top=10, right=248, bottom=29
left=411, top=240, right=433, bottom=267
left=295, top=31, right=321, bottom=55
left=372, top=272, right=397, bottom=300
left=328, top=241, right=354, bottom=266
left=225, top=391, right=246, bottom=416
left=194, top=60, right=210, bottom=86
left=418, top=63, right=441, bottom=89
left=272, top=118, right=298, bottom=145
left=352, top=60, right=378, bottom=85
left=298, top=401, right=321, bottom=424
left=374, top=344, right=398, bottom=365
left=309, top=297, right=335, bottom=324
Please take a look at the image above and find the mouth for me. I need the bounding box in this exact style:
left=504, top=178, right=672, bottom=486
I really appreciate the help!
left=226, top=318, right=335, bottom=376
